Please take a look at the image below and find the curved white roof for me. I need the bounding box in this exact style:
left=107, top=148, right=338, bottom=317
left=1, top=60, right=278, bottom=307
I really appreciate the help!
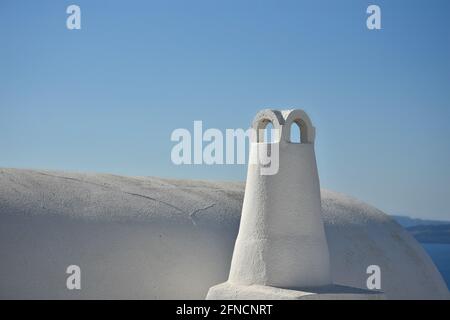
left=0, top=168, right=447, bottom=299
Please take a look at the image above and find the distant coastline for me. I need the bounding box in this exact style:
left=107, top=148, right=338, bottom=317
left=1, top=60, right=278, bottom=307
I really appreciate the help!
left=406, top=225, right=450, bottom=244
left=393, top=215, right=450, bottom=288
left=392, top=215, right=450, bottom=244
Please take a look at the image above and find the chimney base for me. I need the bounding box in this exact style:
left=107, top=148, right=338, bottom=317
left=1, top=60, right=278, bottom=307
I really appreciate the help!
left=206, top=282, right=385, bottom=300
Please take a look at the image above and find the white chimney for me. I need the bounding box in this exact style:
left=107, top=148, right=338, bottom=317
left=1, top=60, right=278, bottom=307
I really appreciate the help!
left=207, top=109, right=384, bottom=300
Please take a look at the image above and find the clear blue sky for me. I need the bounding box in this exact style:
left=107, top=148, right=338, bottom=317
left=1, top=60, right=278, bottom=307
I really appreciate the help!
left=1, top=0, right=449, bottom=220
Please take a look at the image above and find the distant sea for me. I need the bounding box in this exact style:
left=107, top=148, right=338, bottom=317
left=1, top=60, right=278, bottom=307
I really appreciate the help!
left=422, top=243, right=450, bottom=289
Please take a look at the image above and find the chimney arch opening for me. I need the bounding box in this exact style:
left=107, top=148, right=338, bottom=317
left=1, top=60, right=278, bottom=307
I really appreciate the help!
left=290, top=122, right=302, bottom=143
